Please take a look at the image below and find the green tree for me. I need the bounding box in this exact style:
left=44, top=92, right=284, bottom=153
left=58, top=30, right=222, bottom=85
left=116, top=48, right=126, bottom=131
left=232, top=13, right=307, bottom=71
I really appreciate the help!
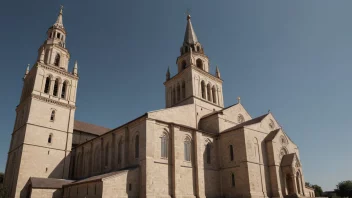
left=312, top=184, right=323, bottom=197
left=336, top=180, right=352, bottom=198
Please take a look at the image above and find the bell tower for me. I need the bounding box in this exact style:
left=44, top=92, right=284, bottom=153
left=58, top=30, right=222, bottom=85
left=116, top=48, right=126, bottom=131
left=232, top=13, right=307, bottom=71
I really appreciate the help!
left=4, top=6, right=79, bottom=198
left=164, top=15, right=224, bottom=112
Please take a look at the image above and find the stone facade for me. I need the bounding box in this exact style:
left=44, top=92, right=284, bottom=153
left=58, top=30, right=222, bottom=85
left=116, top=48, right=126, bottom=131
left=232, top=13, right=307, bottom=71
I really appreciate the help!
left=3, top=8, right=313, bottom=198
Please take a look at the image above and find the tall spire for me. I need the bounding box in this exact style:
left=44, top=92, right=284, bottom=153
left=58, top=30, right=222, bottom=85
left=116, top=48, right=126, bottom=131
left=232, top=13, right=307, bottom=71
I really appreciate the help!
left=184, top=15, right=198, bottom=45
left=53, top=5, right=64, bottom=29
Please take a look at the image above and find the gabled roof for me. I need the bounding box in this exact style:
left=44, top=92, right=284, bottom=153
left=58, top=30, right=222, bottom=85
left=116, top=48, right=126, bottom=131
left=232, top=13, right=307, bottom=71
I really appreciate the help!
left=281, top=153, right=296, bottom=167
left=200, top=103, right=239, bottom=120
left=29, top=177, right=73, bottom=189
left=222, top=113, right=268, bottom=133
left=74, top=120, right=110, bottom=136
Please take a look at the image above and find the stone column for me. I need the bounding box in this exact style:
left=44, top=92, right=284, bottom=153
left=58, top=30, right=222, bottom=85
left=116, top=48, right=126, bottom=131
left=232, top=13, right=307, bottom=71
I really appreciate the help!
left=204, top=85, right=207, bottom=100
left=292, top=174, right=298, bottom=195
left=49, top=79, right=55, bottom=96
left=58, top=83, right=63, bottom=99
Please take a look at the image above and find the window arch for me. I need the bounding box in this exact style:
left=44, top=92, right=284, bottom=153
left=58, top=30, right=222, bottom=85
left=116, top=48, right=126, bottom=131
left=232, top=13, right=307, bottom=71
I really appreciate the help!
left=232, top=173, right=236, bottom=187
left=50, top=110, right=55, bottom=121
left=184, top=137, right=192, bottom=161
left=135, top=134, right=139, bottom=158
left=161, top=132, right=168, bottom=159
left=201, top=81, right=206, bottom=99
left=54, top=54, right=60, bottom=66
left=207, top=83, right=212, bottom=101
left=197, top=46, right=201, bottom=52
left=53, top=79, right=59, bottom=96
left=182, top=81, right=186, bottom=99
left=196, top=59, right=203, bottom=69
left=48, top=133, right=53, bottom=143
left=206, top=143, right=211, bottom=164
left=44, top=77, right=51, bottom=94
left=212, top=86, right=217, bottom=103
left=177, top=83, right=181, bottom=101
left=104, top=143, right=109, bottom=167
left=61, top=81, right=68, bottom=99
left=182, top=60, right=187, bottom=69
left=229, top=145, right=234, bottom=161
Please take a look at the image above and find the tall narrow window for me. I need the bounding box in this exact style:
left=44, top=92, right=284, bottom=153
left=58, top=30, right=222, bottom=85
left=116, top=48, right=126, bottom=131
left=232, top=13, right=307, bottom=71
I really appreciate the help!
left=206, top=143, right=211, bottom=164
left=161, top=134, right=168, bottom=158
left=196, top=59, right=203, bottom=69
left=230, top=145, right=234, bottom=161
left=135, top=135, right=139, bottom=158
left=212, top=86, right=217, bottom=103
left=182, top=60, right=187, bottom=69
left=207, top=84, right=211, bottom=101
left=105, top=144, right=109, bottom=167
left=182, top=81, right=186, bottom=99
left=44, top=77, right=51, bottom=94
left=50, top=110, right=55, bottom=121
left=48, top=134, right=52, bottom=143
left=201, top=81, right=206, bottom=99
left=232, top=173, right=236, bottom=187
left=118, top=139, right=123, bottom=164
left=197, top=46, right=201, bottom=52
left=54, top=54, right=60, bottom=66
left=184, top=138, right=191, bottom=161
left=177, top=83, right=181, bottom=101
left=61, top=81, right=67, bottom=99
left=172, top=87, right=176, bottom=104
left=53, top=79, right=59, bottom=96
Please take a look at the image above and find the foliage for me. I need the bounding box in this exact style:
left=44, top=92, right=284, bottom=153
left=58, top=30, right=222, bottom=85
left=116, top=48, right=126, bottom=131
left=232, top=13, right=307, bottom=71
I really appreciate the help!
left=312, top=184, right=323, bottom=197
left=0, top=185, right=8, bottom=198
left=335, top=180, right=352, bottom=198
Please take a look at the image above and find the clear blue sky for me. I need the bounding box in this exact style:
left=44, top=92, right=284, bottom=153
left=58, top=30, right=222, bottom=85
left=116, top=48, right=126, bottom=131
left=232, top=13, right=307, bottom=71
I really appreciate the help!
left=0, top=0, right=351, bottom=191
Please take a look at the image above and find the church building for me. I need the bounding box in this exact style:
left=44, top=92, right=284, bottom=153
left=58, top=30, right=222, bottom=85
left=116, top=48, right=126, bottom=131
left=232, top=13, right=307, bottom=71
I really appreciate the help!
left=4, top=7, right=315, bottom=198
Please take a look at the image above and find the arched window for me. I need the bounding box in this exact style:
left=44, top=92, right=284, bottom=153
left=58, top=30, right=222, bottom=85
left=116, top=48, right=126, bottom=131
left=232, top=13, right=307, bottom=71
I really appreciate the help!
left=135, top=135, right=139, bottom=158
left=118, top=139, right=123, bottom=164
left=44, top=77, right=51, bottom=94
left=196, top=59, right=203, bottom=69
left=232, top=173, right=236, bottom=187
left=61, top=81, right=68, bottom=99
left=177, top=83, right=181, bottom=101
left=230, top=145, right=234, bottom=161
left=50, top=110, right=55, bottom=121
left=48, top=134, right=53, bottom=143
left=182, top=60, right=187, bottom=69
left=105, top=143, right=109, bottom=167
left=197, top=46, right=201, bottom=52
left=212, top=86, right=217, bottom=103
left=184, top=137, right=191, bottom=161
left=182, top=81, right=186, bottom=99
left=207, top=84, right=211, bottom=101
left=172, top=87, right=176, bottom=104
left=54, top=54, right=60, bottom=66
left=191, top=46, right=195, bottom=52
left=201, top=81, right=206, bottom=99
left=53, top=79, right=59, bottom=96
left=206, top=143, right=211, bottom=164
left=161, top=133, right=168, bottom=159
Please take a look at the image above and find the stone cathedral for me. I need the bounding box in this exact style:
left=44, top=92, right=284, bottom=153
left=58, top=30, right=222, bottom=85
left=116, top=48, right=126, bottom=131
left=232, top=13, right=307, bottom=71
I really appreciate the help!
left=4, top=7, right=315, bottom=198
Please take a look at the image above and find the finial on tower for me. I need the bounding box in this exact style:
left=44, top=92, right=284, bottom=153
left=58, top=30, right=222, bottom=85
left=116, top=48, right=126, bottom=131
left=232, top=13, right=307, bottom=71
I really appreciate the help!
left=23, top=64, right=30, bottom=80
left=185, top=8, right=191, bottom=20
left=60, top=5, right=64, bottom=14
left=237, top=96, right=241, bottom=104
left=166, top=66, right=170, bottom=81
left=216, top=66, right=221, bottom=78
left=73, top=60, right=78, bottom=76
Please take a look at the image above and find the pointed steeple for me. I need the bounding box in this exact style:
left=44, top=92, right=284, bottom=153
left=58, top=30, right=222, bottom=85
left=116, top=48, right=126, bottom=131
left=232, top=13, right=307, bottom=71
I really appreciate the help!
left=184, top=15, right=198, bottom=45
left=166, top=67, right=170, bottom=81
left=73, top=60, right=78, bottom=76
left=53, top=5, right=64, bottom=29
left=216, top=66, right=221, bottom=78
left=23, top=64, right=30, bottom=80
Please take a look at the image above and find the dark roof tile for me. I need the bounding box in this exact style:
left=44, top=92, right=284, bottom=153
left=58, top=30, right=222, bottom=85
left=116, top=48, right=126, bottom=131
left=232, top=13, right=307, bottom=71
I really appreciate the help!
left=74, top=120, right=110, bottom=136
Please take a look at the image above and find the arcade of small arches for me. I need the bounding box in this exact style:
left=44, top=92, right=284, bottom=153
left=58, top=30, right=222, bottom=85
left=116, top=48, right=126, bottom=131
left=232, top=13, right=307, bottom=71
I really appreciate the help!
left=170, top=80, right=186, bottom=105
left=201, top=80, right=218, bottom=105
left=43, top=75, right=70, bottom=100
left=181, top=58, right=205, bottom=71
left=181, top=43, right=203, bottom=55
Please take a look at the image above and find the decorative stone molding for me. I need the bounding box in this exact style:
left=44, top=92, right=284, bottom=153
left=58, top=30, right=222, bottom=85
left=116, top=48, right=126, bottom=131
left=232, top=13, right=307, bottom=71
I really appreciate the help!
left=32, top=94, right=76, bottom=109
left=36, top=62, right=79, bottom=80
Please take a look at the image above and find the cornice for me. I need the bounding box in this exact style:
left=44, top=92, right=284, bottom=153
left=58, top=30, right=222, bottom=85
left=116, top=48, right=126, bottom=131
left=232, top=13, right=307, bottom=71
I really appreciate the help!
left=36, top=62, right=79, bottom=80
left=32, top=94, right=76, bottom=109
